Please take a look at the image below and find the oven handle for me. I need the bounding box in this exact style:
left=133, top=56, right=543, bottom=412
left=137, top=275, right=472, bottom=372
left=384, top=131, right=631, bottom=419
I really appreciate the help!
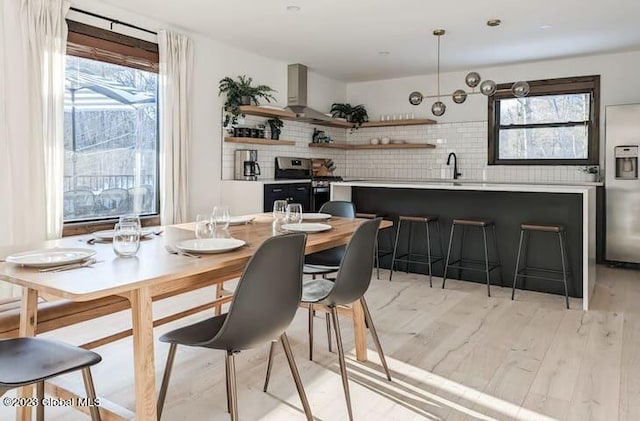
left=313, top=187, right=330, bottom=193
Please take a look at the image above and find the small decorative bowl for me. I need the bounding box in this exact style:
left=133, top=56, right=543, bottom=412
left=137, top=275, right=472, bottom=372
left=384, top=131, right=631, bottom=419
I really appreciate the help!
left=381, top=137, right=390, bottom=145
left=370, top=138, right=380, bottom=145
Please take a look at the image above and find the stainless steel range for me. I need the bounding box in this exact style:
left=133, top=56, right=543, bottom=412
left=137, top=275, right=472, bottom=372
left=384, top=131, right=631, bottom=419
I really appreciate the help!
left=274, top=157, right=342, bottom=211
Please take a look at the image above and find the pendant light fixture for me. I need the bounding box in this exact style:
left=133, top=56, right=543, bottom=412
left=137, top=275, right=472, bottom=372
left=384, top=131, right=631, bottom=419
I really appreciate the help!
left=408, top=19, right=530, bottom=117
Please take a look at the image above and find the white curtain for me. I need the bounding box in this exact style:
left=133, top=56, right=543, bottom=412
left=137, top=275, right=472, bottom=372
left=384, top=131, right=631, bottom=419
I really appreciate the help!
left=0, top=0, right=67, bottom=298
left=21, top=0, right=68, bottom=239
left=158, top=30, right=193, bottom=225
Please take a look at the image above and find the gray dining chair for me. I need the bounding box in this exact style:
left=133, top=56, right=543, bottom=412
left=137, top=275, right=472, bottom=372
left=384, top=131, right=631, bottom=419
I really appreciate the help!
left=303, top=201, right=355, bottom=357
left=264, top=218, right=391, bottom=421
left=0, top=337, right=102, bottom=421
left=156, top=233, right=312, bottom=421
left=63, top=189, right=96, bottom=219
left=96, top=188, right=129, bottom=216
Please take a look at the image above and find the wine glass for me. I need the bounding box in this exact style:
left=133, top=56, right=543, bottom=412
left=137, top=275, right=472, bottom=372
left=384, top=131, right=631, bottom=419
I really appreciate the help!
left=112, top=222, right=140, bottom=257
left=119, top=214, right=141, bottom=231
left=272, top=200, right=288, bottom=220
left=195, top=213, right=215, bottom=239
left=213, top=205, right=231, bottom=233
left=285, top=203, right=303, bottom=225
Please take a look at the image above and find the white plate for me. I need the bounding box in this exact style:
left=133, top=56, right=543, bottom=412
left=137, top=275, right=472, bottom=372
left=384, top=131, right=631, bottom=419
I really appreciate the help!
left=92, top=228, right=155, bottom=241
left=302, top=213, right=332, bottom=221
left=281, top=223, right=333, bottom=233
left=6, top=248, right=97, bottom=268
left=228, top=215, right=256, bottom=226
left=175, top=238, right=246, bottom=254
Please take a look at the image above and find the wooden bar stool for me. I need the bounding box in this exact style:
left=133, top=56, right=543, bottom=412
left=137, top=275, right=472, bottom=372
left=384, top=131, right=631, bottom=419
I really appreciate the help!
left=511, top=223, right=572, bottom=309
left=356, top=212, right=394, bottom=280
left=389, top=215, right=444, bottom=287
left=442, top=218, right=503, bottom=296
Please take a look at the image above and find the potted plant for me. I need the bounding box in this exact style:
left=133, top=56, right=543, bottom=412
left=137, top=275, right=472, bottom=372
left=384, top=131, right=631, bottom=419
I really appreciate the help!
left=330, top=103, right=369, bottom=128
left=266, top=117, right=284, bottom=140
left=219, top=75, right=277, bottom=128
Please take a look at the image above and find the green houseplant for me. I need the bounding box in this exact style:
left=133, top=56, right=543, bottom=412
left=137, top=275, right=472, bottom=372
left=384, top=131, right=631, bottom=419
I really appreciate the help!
left=266, top=117, right=284, bottom=140
left=219, top=75, right=277, bottom=127
left=330, top=103, right=369, bottom=128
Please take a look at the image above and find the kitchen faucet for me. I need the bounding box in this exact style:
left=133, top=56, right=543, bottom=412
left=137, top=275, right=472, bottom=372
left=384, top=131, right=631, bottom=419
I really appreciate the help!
left=447, top=152, right=462, bottom=180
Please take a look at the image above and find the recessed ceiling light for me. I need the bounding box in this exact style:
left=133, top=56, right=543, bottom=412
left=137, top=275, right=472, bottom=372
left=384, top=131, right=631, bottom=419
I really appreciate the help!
left=286, top=5, right=301, bottom=12
left=540, top=24, right=553, bottom=30
left=378, top=51, right=390, bottom=55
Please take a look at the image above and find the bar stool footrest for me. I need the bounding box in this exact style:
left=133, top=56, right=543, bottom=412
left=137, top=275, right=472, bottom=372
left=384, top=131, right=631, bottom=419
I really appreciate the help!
left=447, top=258, right=501, bottom=273
left=516, top=266, right=572, bottom=283
left=395, top=253, right=444, bottom=265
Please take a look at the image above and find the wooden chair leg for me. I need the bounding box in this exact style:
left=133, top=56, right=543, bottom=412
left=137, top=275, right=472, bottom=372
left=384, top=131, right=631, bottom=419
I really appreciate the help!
left=280, top=333, right=313, bottom=421
left=360, top=297, right=392, bottom=381
left=81, top=368, right=102, bottom=421
left=36, top=381, right=45, bottom=421
left=331, top=307, right=354, bottom=421
left=157, top=343, right=177, bottom=419
left=263, top=341, right=276, bottom=392
left=226, top=351, right=239, bottom=421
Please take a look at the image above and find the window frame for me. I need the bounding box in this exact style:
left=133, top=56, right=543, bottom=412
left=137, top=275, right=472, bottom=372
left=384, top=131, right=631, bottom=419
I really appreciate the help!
left=63, top=21, right=161, bottom=235
left=487, top=75, right=600, bottom=166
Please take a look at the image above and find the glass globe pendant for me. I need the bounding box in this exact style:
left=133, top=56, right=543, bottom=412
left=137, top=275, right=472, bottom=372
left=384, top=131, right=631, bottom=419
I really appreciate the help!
left=465, top=72, right=481, bottom=88
left=452, top=89, right=468, bottom=104
left=431, top=101, right=446, bottom=116
left=511, top=81, right=530, bottom=97
left=480, top=80, right=497, bottom=96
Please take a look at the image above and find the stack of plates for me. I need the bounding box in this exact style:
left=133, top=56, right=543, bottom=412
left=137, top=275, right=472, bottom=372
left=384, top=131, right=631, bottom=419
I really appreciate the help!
left=281, top=223, right=332, bottom=233
left=92, top=228, right=155, bottom=241
left=302, top=213, right=332, bottom=221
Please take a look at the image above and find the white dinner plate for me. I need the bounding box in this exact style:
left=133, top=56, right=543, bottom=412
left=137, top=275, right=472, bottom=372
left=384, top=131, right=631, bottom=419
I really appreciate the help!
left=5, top=248, right=97, bottom=268
left=302, top=213, right=332, bottom=221
left=92, top=228, right=155, bottom=241
left=228, top=215, right=256, bottom=226
left=281, top=223, right=333, bottom=233
left=175, top=238, right=246, bottom=254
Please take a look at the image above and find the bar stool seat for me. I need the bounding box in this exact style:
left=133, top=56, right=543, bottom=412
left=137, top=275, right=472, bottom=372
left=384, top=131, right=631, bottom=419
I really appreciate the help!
left=452, top=218, right=493, bottom=227
left=512, top=223, right=572, bottom=309
left=442, top=218, right=502, bottom=296
left=389, top=214, right=444, bottom=287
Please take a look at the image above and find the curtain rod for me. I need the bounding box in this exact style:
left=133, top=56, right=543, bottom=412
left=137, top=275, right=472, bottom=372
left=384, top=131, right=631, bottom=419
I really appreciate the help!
left=69, top=7, right=157, bottom=36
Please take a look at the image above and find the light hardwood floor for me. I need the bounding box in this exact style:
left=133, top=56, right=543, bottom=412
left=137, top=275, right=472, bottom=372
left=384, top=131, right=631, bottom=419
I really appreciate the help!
left=1, top=265, right=638, bottom=420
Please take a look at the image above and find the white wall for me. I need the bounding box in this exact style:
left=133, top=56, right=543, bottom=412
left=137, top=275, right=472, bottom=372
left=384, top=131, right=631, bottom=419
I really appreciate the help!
left=347, top=49, right=640, bottom=126
left=345, top=49, right=640, bottom=182
left=70, top=0, right=347, bottom=218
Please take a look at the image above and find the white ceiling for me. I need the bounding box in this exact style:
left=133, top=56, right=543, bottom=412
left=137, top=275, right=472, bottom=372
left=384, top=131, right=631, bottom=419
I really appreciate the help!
left=97, top=0, right=640, bottom=82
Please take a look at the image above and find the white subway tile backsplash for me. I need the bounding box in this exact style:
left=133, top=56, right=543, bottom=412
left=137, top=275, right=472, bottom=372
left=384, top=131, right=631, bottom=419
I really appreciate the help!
left=221, top=118, right=597, bottom=183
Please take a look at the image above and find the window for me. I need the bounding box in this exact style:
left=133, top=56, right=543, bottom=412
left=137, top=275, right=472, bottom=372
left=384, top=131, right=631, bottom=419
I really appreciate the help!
left=488, top=75, right=600, bottom=165
left=63, top=21, right=159, bottom=223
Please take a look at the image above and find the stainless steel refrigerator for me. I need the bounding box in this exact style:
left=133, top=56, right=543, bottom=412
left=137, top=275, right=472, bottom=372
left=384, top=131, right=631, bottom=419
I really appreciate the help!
left=606, top=104, right=640, bottom=263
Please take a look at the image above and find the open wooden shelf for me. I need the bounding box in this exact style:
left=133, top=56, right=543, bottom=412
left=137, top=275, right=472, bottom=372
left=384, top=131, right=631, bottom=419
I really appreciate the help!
left=360, top=118, right=436, bottom=128
left=308, top=142, right=436, bottom=150
left=225, top=137, right=296, bottom=146
left=237, top=105, right=296, bottom=119
left=236, top=105, right=438, bottom=129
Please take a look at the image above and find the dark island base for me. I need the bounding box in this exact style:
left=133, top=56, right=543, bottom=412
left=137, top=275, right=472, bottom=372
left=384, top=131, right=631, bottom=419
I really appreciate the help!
left=353, top=187, right=584, bottom=298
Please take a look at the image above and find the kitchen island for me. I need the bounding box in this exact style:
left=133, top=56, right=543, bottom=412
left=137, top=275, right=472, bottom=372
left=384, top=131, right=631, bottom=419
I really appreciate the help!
left=331, top=180, right=597, bottom=310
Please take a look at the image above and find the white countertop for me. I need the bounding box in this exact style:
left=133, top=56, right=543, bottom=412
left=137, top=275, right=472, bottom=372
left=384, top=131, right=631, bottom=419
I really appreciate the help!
left=223, top=179, right=311, bottom=185
left=334, top=179, right=597, bottom=194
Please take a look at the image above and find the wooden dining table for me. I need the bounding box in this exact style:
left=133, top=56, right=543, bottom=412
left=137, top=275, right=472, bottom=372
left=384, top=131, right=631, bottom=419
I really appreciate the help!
left=0, top=214, right=391, bottom=421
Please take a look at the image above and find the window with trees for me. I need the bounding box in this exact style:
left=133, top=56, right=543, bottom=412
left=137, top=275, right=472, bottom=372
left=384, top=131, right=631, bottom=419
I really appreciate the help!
left=64, top=21, right=159, bottom=225
left=488, top=75, right=600, bottom=165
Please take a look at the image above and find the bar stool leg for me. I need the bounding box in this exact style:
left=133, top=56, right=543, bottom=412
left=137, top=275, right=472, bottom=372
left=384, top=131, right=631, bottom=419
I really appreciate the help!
left=482, top=226, right=491, bottom=297
left=458, top=226, right=467, bottom=280
left=522, top=231, right=530, bottom=290
left=491, top=224, right=504, bottom=287
left=406, top=222, right=413, bottom=274
left=442, top=223, right=456, bottom=288
left=436, top=220, right=445, bottom=265
left=389, top=219, right=402, bottom=281
left=424, top=221, right=433, bottom=287
left=559, top=231, right=570, bottom=309
left=511, top=230, right=525, bottom=300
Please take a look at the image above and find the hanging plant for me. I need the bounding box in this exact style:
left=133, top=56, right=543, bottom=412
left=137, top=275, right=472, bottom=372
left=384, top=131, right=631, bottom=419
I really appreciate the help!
left=219, top=75, right=277, bottom=127
left=330, top=103, right=369, bottom=128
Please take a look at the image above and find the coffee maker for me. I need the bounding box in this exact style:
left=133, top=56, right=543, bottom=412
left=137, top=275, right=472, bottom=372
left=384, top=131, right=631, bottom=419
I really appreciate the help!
left=234, top=149, right=261, bottom=181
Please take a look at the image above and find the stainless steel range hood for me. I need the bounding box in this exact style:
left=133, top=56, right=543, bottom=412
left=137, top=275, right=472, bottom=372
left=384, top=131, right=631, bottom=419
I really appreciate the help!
left=286, top=64, right=334, bottom=123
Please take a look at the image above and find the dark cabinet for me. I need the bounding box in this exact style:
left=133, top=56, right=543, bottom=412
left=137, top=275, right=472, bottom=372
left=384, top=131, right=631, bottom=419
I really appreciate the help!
left=263, top=183, right=311, bottom=212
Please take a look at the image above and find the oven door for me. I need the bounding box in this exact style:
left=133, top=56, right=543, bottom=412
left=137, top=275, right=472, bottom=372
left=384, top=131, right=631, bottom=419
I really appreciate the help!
left=312, top=186, right=330, bottom=212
